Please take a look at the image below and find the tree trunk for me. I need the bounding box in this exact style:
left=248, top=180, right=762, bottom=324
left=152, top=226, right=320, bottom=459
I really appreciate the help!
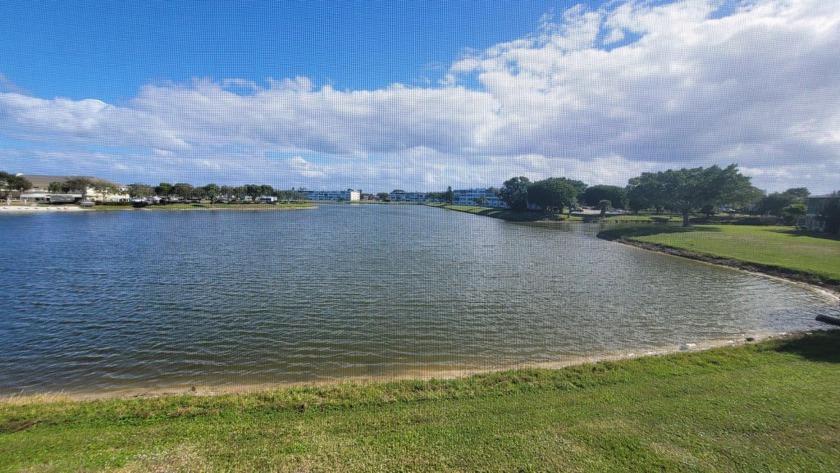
left=682, top=209, right=691, bottom=227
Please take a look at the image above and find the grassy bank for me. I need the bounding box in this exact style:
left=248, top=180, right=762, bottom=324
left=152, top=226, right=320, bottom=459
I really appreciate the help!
left=586, top=213, right=768, bottom=224
left=2, top=331, right=839, bottom=471
left=597, top=214, right=674, bottom=223
left=598, top=224, right=840, bottom=290
left=429, top=203, right=578, bottom=222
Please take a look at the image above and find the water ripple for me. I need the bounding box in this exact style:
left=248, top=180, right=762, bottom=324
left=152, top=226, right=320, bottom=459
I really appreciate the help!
left=1, top=206, right=836, bottom=395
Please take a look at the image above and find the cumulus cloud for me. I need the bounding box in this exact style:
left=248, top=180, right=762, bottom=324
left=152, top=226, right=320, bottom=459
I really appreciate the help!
left=448, top=0, right=840, bottom=170
left=1, top=0, right=839, bottom=192
left=287, top=156, right=327, bottom=179
left=0, top=93, right=191, bottom=151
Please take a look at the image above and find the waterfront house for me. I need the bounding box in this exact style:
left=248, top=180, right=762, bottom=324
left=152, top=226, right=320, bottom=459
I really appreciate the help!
left=20, top=190, right=83, bottom=203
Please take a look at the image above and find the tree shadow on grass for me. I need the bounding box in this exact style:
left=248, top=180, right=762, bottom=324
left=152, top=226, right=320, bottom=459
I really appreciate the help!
left=773, top=229, right=840, bottom=242
left=597, top=225, right=721, bottom=241
left=476, top=208, right=556, bottom=222
left=772, top=330, right=840, bottom=363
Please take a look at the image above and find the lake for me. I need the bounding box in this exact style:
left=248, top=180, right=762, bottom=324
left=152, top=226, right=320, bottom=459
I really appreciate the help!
left=0, top=205, right=836, bottom=396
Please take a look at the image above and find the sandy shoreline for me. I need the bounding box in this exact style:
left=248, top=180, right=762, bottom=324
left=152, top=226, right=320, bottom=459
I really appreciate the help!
left=0, top=204, right=317, bottom=213
left=0, top=330, right=814, bottom=404
left=0, top=205, right=89, bottom=213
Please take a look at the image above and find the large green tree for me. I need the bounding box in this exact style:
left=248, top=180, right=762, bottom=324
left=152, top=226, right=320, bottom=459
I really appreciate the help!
left=757, top=188, right=810, bottom=216
left=499, top=176, right=531, bottom=211
left=626, top=164, right=755, bottom=227
left=528, top=177, right=583, bottom=214
left=757, top=192, right=795, bottom=216
left=93, top=181, right=121, bottom=197
left=782, top=203, right=807, bottom=225
left=582, top=185, right=627, bottom=209
left=275, top=190, right=306, bottom=203
left=171, top=183, right=195, bottom=200
left=782, top=187, right=810, bottom=200
left=203, top=183, right=220, bottom=204
left=127, top=183, right=155, bottom=198
left=0, top=171, right=32, bottom=202
left=598, top=199, right=612, bottom=216
left=155, top=182, right=173, bottom=196
left=444, top=186, right=454, bottom=205
left=64, top=177, right=95, bottom=201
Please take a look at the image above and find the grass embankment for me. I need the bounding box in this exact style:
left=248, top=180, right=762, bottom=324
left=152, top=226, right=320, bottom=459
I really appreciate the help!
left=430, top=206, right=740, bottom=224
left=598, top=214, right=672, bottom=223
left=2, top=332, right=839, bottom=471
left=589, top=213, right=765, bottom=224
left=599, top=224, right=840, bottom=290
left=429, top=204, right=580, bottom=222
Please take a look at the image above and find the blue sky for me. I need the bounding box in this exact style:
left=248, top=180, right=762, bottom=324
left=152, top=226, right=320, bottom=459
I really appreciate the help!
left=1, top=1, right=575, bottom=101
left=1, top=0, right=839, bottom=193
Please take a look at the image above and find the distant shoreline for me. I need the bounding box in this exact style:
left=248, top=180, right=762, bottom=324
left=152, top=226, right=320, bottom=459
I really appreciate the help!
left=0, top=203, right=316, bottom=213
left=129, top=203, right=316, bottom=211
left=0, top=205, right=88, bottom=213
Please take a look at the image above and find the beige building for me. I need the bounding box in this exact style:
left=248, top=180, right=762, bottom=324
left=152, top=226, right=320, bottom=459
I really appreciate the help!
left=18, top=175, right=129, bottom=203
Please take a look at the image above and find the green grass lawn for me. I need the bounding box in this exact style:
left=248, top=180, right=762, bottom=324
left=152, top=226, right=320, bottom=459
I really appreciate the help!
left=599, top=224, right=840, bottom=286
left=2, top=331, right=839, bottom=471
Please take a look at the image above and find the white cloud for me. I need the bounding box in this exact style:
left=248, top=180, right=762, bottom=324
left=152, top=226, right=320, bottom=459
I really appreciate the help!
left=444, top=0, right=840, bottom=191
left=287, top=156, right=327, bottom=179
left=1, top=0, right=839, bottom=193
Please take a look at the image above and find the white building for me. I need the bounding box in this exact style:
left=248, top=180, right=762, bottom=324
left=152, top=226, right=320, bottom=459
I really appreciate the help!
left=20, top=191, right=82, bottom=204
left=389, top=191, right=428, bottom=203
left=298, top=189, right=361, bottom=201
left=16, top=175, right=129, bottom=204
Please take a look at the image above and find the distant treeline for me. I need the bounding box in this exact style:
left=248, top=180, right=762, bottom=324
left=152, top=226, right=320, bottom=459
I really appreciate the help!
left=494, top=164, right=836, bottom=228
left=125, top=182, right=306, bottom=202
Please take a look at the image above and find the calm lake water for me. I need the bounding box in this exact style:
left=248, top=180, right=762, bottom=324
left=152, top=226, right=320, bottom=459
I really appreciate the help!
left=1, top=205, right=836, bottom=395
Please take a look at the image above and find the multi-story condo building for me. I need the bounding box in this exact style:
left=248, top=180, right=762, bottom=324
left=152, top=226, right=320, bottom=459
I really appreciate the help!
left=298, top=189, right=361, bottom=202
left=388, top=191, right=429, bottom=203
left=452, top=188, right=506, bottom=208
